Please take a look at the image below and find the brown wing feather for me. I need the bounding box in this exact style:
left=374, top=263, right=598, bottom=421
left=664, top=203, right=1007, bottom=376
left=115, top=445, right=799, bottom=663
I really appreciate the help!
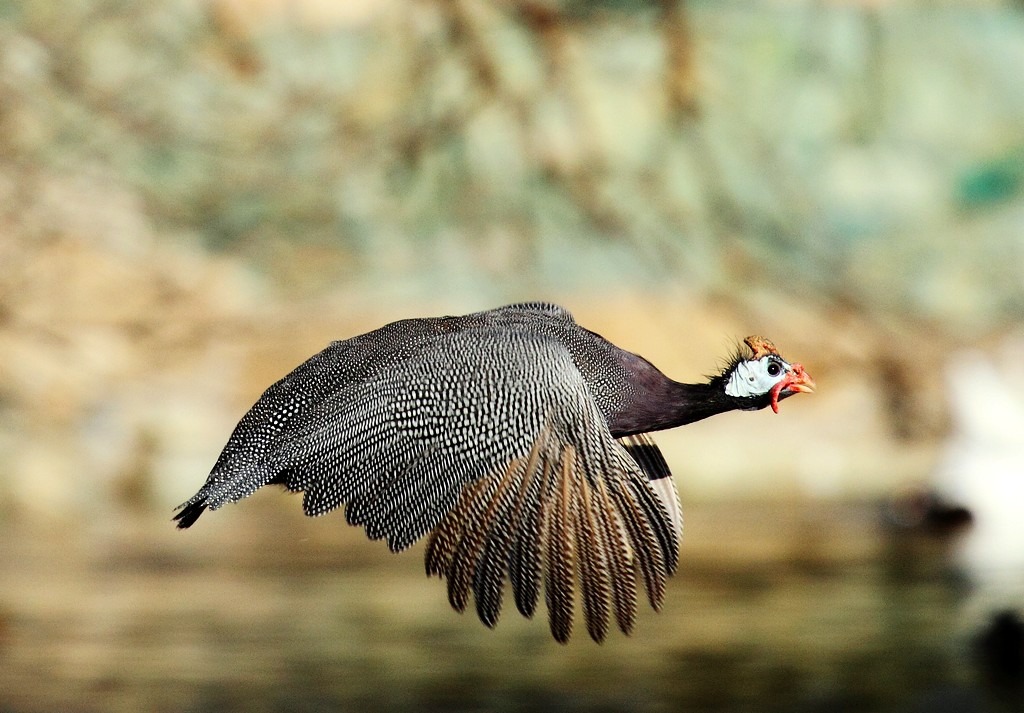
left=508, top=442, right=548, bottom=620
left=445, top=474, right=502, bottom=613
left=425, top=476, right=485, bottom=577
left=543, top=444, right=578, bottom=644
left=605, top=470, right=669, bottom=611
left=575, top=469, right=612, bottom=643
left=593, top=475, right=638, bottom=634
left=471, top=459, right=526, bottom=628
left=425, top=423, right=680, bottom=642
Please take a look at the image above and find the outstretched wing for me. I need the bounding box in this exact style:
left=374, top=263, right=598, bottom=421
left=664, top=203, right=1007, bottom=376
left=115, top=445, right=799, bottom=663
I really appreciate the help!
left=176, top=324, right=680, bottom=642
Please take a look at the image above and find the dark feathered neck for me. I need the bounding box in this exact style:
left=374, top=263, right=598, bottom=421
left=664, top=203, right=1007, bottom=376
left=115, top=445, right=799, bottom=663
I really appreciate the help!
left=609, top=378, right=736, bottom=438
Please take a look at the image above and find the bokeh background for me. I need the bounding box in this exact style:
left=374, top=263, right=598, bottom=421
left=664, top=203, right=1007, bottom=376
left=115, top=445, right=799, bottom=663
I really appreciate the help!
left=2, top=1, right=1023, bottom=711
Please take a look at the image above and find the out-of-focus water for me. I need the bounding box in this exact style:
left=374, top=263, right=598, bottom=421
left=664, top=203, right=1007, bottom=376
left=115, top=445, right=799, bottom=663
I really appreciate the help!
left=0, top=499, right=1018, bottom=713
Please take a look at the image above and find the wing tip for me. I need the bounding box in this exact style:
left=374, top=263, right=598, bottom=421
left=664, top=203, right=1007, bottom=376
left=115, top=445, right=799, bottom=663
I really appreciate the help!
left=173, top=499, right=208, bottom=529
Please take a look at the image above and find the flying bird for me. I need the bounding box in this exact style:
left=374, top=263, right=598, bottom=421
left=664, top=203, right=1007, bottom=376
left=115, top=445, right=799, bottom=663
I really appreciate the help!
left=175, top=302, right=814, bottom=643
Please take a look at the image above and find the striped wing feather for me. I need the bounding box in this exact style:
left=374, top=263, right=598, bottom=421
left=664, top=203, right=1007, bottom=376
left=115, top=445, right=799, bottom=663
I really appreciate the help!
left=574, top=465, right=612, bottom=642
left=544, top=445, right=577, bottom=643
left=593, top=474, right=639, bottom=635
left=426, top=426, right=681, bottom=643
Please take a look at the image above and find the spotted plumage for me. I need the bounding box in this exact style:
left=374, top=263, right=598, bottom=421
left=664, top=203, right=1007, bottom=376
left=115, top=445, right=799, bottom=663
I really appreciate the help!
left=175, top=302, right=814, bottom=643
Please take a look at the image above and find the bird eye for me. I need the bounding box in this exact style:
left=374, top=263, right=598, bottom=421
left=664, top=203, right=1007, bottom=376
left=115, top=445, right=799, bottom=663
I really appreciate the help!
left=766, top=360, right=782, bottom=377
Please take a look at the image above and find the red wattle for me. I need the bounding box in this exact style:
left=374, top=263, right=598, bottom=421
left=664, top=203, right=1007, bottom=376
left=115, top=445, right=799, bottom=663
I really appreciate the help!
left=769, top=382, right=784, bottom=413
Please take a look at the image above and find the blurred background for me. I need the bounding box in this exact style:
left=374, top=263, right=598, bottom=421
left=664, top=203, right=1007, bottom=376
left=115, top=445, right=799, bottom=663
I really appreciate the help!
left=1, top=0, right=1023, bottom=711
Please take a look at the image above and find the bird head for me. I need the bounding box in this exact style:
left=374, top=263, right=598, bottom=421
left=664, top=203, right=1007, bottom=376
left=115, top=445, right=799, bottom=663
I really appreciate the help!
left=719, top=335, right=815, bottom=413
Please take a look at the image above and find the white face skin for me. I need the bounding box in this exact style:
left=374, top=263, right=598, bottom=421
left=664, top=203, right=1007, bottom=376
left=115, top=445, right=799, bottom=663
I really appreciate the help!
left=724, top=355, right=791, bottom=399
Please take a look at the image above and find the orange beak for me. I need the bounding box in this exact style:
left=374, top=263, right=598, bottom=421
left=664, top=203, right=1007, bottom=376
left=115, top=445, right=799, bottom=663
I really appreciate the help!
left=769, top=363, right=816, bottom=413
left=785, top=363, right=816, bottom=394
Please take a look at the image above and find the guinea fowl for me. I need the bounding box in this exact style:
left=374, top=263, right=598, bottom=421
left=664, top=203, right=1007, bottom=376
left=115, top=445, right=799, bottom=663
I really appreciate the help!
left=175, top=302, right=814, bottom=643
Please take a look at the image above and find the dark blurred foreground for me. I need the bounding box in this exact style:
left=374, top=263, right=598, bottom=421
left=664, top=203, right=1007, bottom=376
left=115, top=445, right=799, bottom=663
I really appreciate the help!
left=2, top=498, right=1020, bottom=713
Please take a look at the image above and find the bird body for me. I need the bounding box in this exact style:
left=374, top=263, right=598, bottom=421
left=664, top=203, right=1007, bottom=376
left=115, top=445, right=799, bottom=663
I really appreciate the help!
left=176, top=302, right=813, bottom=642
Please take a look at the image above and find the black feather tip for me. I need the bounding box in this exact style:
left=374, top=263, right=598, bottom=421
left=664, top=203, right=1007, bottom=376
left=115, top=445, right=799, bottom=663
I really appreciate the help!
left=173, top=499, right=208, bottom=529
